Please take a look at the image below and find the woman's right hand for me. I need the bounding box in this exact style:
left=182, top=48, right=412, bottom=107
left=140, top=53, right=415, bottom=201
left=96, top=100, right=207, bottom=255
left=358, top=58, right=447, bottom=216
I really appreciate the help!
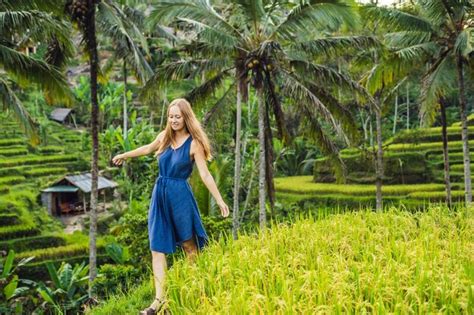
left=112, top=153, right=126, bottom=166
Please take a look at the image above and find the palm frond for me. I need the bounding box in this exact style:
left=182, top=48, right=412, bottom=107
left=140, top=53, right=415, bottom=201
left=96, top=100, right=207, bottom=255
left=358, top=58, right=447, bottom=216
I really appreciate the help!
left=0, top=78, right=39, bottom=144
left=1, top=0, right=60, bottom=13
left=291, top=35, right=380, bottom=58
left=273, top=0, right=358, bottom=41
left=97, top=1, right=152, bottom=82
left=45, top=36, right=75, bottom=69
left=185, top=70, right=231, bottom=107
left=393, top=42, right=439, bottom=60
left=141, top=58, right=231, bottom=101
left=306, top=82, right=361, bottom=145
left=235, top=0, right=265, bottom=27
left=179, top=17, right=240, bottom=49
left=290, top=59, right=373, bottom=102
left=455, top=28, right=473, bottom=57
left=384, top=31, right=433, bottom=48
left=0, top=44, right=75, bottom=105
left=0, top=10, right=73, bottom=50
left=418, top=0, right=450, bottom=27
left=264, top=71, right=291, bottom=144
left=149, top=0, right=242, bottom=40
left=280, top=69, right=346, bottom=140
left=419, top=56, right=456, bottom=126
left=361, top=5, right=434, bottom=33
left=202, top=80, right=237, bottom=126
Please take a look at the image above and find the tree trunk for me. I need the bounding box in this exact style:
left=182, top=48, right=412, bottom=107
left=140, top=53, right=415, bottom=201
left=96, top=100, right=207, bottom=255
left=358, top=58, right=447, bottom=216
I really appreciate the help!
left=392, top=93, right=398, bottom=134
left=406, top=82, right=410, bottom=130
left=257, top=86, right=266, bottom=229
left=122, top=61, right=128, bottom=174
left=375, top=104, right=383, bottom=211
left=86, top=0, right=99, bottom=297
left=239, top=149, right=258, bottom=227
left=439, top=97, right=452, bottom=209
left=232, top=81, right=243, bottom=240
left=264, top=100, right=275, bottom=215
left=456, top=55, right=472, bottom=206
left=123, top=60, right=128, bottom=140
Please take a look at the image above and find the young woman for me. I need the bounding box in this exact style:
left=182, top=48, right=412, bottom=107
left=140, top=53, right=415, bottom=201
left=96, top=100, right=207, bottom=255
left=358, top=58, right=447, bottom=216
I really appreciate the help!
left=112, top=98, right=230, bottom=314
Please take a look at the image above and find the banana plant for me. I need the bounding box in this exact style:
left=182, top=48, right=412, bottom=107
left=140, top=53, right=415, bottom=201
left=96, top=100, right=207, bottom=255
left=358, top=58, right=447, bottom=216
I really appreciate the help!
left=36, top=261, right=90, bottom=314
left=0, top=250, right=35, bottom=314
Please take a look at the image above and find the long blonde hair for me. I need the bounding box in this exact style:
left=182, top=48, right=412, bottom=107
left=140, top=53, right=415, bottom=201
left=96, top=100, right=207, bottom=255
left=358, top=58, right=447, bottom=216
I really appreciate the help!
left=155, top=98, right=213, bottom=161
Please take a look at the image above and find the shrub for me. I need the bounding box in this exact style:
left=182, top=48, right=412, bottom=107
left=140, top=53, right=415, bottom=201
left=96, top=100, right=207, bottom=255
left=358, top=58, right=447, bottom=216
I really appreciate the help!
left=93, top=264, right=143, bottom=298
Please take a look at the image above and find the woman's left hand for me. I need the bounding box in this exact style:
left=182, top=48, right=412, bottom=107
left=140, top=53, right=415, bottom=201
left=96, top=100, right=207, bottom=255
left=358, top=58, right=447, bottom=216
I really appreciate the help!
left=218, top=200, right=230, bottom=218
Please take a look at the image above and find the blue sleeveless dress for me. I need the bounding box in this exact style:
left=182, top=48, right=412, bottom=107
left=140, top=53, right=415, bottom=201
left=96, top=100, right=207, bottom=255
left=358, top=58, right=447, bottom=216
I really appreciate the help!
left=148, top=135, right=209, bottom=254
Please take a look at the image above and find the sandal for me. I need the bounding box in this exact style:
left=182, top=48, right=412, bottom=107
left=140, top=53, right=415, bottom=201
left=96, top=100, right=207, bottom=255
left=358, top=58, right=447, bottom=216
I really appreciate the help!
left=139, top=297, right=166, bottom=315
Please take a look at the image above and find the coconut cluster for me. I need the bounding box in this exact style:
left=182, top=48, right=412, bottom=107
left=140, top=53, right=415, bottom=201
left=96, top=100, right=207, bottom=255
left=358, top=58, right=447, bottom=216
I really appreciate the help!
left=66, top=0, right=89, bottom=28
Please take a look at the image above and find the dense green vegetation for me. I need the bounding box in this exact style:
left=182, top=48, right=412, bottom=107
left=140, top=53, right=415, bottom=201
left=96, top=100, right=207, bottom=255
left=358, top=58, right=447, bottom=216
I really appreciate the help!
left=0, top=116, right=95, bottom=280
left=88, top=206, right=473, bottom=314
left=1, top=0, right=473, bottom=313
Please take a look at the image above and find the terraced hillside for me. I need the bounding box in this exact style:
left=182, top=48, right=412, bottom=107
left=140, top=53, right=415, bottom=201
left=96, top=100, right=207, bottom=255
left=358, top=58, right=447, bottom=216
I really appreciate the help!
left=278, top=125, right=474, bottom=209
left=0, top=117, right=107, bottom=279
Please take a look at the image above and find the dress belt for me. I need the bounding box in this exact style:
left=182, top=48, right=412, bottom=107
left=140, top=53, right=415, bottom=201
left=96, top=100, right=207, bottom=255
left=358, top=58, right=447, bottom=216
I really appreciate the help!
left=157, top=175, right=187, bottom=181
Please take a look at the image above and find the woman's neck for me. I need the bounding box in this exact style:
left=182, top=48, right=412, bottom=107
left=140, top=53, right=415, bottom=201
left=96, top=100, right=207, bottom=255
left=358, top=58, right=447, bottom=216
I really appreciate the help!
left=173, top=129, right=189, bottom=138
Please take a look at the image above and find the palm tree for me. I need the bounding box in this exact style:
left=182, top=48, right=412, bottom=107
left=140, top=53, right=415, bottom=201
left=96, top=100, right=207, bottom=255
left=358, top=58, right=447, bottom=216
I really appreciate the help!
left=63, top=0, right=100, bottom=296
left=145, top=0, right=377, bottom=229
left=0, top=0, right=75, bottom=143
left=97, top=0, right=154, bottom=140
left=364, top=0, right=474, bottom=206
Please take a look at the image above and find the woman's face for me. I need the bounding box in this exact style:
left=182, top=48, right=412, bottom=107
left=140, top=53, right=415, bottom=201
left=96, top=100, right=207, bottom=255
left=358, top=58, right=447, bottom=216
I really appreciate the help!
left=168, top=105, right=186, bottom=132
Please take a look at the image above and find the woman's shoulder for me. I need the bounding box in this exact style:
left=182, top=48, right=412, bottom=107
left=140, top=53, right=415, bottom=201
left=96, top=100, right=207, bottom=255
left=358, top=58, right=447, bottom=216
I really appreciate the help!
left=190, top=138, right=204, bottom=152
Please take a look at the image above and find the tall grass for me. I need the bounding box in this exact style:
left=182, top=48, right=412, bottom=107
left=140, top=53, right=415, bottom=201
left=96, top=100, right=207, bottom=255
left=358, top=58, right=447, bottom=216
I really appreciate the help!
left=89, top=206, right=473, bottom=314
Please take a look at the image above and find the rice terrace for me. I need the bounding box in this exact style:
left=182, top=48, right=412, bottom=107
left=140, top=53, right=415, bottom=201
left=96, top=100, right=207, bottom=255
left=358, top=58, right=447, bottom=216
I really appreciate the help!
left=0, top=0, right=473, bottom=314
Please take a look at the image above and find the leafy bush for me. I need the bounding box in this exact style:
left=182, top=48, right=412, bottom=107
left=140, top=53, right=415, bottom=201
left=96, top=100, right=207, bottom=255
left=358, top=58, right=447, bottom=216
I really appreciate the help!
left=93, top=264, right=143, bottom=298
left=113, top=199, right=150, bottom=266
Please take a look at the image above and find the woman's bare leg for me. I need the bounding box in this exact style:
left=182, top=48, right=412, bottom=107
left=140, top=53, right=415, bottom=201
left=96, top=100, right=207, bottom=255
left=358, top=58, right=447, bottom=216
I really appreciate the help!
left=181, top=237, right=198, bottom=263
left=151, top=251, right=167, bottom=306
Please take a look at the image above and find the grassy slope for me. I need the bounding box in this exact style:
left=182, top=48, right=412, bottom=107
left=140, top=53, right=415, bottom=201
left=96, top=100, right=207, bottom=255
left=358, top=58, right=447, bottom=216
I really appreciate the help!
left=88, top=207, right=473, bottom=314
left=0, top=116, right=94, bottom=277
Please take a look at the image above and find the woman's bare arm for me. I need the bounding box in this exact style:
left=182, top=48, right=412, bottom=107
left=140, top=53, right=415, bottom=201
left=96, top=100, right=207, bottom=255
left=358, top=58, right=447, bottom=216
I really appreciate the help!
left=191, top=140, right=230, bottom=217
left=112, top=131, right=164, bottom=165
